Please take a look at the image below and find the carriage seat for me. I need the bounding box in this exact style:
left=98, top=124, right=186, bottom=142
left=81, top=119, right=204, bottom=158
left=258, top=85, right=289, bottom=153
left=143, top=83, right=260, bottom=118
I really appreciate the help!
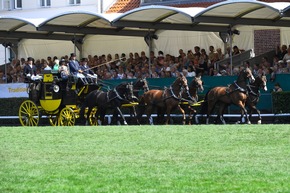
left=41, top=70, right=61, bottom=83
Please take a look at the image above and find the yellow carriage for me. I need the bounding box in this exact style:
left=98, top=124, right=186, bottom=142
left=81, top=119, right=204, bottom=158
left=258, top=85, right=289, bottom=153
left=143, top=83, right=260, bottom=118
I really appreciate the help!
left=19, top=71, right=99, bottom=126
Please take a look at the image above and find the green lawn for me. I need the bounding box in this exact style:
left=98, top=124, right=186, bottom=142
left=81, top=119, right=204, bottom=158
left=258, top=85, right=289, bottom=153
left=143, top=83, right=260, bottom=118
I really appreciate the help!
left=0, top=125, right=289, bottom=193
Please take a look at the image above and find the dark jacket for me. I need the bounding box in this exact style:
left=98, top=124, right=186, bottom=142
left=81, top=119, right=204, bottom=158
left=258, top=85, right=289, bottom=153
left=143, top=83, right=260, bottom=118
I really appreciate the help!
left=23, top=64, right=37, bottom=76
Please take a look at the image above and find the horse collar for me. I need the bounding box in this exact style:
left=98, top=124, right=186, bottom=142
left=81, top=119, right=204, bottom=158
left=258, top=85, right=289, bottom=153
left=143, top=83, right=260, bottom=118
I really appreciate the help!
left=234, top=81, right=246, bottom=93
left=114, top=88, right=124, bottom=100
left=169, top=86, right=181, bottom=100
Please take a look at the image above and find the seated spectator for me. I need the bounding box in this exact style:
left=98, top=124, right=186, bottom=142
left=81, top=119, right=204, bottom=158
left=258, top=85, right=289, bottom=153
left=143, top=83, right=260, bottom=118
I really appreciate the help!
left=273, top=82, right=283, bottom=92
left=53, top=59, right=60, bottom=71
left=282, top=47, right=290, bottom=62
left=187, top=66, right=196, bottom=77
left=43, top=61, right=52, bottom=70
left=233, top=45, right=241, bottom=55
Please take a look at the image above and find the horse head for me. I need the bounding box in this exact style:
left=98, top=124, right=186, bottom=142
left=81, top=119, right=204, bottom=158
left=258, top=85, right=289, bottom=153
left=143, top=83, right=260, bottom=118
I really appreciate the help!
left=253, top=75, right=267, bottom=91
left=114, top=82, right=136, bottom=102
left=191, top=76, right=204, bottom=92
left=134, top=78, right=149, bottom=92
left=245, top=67, right=255, bottom=83
left=176, top=74, right=189, bottom=91
left=240, top=67, right=255, bottom=83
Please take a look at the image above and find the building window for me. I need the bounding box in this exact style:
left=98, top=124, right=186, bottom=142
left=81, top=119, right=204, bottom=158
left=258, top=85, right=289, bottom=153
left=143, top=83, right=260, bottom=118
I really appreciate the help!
left=69, top=0, right=80, bottom=5
left=2, top=0, right=22, bottom=10
left=14, top=0, right=22, bottom=9
left=41, top=0, right=51, bottom=7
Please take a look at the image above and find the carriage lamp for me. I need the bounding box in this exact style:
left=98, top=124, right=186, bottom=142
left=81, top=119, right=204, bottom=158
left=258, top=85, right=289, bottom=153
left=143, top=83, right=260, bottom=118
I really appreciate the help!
left=53, top=85, right=60, bottom=93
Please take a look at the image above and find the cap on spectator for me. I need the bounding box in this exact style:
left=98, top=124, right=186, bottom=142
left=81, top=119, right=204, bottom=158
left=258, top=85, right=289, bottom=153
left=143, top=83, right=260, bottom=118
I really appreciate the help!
left=278, top=60, right=284, bottom=63
left=165, top=67, right=171, bottom=72
left=287, top=60, right=290, bottom=63
left=27, top=57, right=33, bottom=61
left=71, top=53, right=76, bottom=57
left=80, top=58, right=87, bottom=62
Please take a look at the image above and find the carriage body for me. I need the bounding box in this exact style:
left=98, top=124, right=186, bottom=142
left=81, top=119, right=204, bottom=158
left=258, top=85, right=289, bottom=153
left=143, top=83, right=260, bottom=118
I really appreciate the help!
left=19, top=71, right=99, bottom=126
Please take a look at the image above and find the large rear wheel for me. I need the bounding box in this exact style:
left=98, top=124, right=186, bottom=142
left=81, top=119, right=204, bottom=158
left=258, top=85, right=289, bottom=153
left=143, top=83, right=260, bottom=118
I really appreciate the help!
left=58, top=107, right=75, bottom=126
left=19, top=100, right=40, bottom=126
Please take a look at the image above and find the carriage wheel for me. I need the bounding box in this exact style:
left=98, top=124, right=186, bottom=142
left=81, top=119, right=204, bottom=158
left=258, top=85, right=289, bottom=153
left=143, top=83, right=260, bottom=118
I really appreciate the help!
left=88, top=107, right=98, bottom=126
left=19, top=100, right=40, bottom=126
left=49, top=115, right=59, bottom=126
left=58, top=107, right=76, bottom=126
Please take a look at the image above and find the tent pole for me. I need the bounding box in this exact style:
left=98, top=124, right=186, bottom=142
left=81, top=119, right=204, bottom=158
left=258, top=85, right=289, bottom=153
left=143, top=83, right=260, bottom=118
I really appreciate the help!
left=229, top=31, right=233, bottom=76
left=4, top=44, right=7, bottom=83
left=148, top=29, right=152, bottom=78
left=74, top=33, right=76, bottom=55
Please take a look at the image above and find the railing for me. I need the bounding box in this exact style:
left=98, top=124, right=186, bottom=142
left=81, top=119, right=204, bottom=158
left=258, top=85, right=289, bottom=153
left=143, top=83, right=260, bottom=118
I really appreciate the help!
left=216, top=49, right=254, bottom=70
left=1, top=113, right=289, bottom=125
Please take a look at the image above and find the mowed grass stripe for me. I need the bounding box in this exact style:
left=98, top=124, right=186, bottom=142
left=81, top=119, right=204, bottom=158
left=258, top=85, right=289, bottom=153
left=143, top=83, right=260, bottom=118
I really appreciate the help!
left=0, top=125, right=289, bottom=193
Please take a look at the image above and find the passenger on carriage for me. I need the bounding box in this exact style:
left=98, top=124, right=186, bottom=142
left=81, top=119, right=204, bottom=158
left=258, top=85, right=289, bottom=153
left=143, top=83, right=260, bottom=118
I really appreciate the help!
left=23, top=57, right=42, bottom=81
left=68, top=53, right=88, bottom=85
left=23, top=57, right=37, bottom=77
left=79, top=57, right=98, bottom=84
left=59, top=59, right=69, bottom=80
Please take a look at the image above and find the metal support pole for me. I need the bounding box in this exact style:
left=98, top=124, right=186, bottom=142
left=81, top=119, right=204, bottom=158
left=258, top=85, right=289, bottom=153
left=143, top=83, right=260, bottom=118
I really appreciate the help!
left=229, top=32, right=233, bottom=76
left=4, top=44, right=7, bottom=83
left=73, top=33, right=76, bottom=55
left=148, top=30, right=152, bottom=78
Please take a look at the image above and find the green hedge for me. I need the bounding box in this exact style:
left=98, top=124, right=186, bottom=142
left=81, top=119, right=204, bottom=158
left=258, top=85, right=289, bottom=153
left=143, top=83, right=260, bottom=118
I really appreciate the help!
left=0, top=98, right=27, bottom=116
left=272, top=91, right=290, bottom=114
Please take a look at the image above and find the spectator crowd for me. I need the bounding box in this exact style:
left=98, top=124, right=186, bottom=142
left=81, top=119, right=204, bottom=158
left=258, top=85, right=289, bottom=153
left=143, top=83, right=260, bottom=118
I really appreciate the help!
left=1, top=44, right=290, bottom=84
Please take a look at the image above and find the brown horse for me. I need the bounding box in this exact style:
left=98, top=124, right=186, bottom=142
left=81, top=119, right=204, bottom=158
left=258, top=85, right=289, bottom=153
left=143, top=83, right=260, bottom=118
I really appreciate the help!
left=210, top=75, right=267, bottom=124
left=202, top=68, right=255, bottom=124
left=138, top=75, right=189, bottom=125
left=179, top=76, right=204, bottom=124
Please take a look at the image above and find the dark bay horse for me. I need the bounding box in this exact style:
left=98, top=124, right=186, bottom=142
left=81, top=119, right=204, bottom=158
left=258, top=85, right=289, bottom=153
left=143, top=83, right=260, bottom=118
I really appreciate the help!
left=179, top=76, right=204, bottom=124
left=244, top=75, right=267, bottom=124
left=201, top=68, right=255, bottom=124
left=138, top=75, right=189, bottom=125
left=79, top=82, right=136, bottom=125
left=130, top=78, right=149, bottom=124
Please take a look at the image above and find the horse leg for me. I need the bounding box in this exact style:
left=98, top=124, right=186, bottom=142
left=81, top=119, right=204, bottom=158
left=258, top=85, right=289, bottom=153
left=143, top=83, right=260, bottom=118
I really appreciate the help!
left=256, top=108, right=262, bottom=124
left=132, top=106, right=140, bottom=125
left=206, top=100, right=216, bottom=124
left=250, top=105, right=261, bottom=124
left=79, top=104, right=87, bottom=125
left=136, top=103, right=146, bottom=124
left=115, top=106, right=127, bottom=125
left=238, top=102, right=250, bottom=124
left=98, top=108, right=106, bottom=125
left=177, top=105, right=186, bottom=125
left=145, top=105, right=154, bottom=125
left=165, top=106, right=172, bottom=125
left=217, top=103, right=227, bottom=124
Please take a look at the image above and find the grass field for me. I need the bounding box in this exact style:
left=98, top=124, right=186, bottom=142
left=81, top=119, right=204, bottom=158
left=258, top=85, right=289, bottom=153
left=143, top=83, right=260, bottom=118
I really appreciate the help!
left=0, top=124, right=289, bottom=193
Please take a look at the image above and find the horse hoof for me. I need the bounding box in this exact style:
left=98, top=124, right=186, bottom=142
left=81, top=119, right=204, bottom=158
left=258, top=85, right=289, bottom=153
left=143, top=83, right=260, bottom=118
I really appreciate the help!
left=235, top=121, right=241, bottom=124
left=124, top=121, right=128, bottom=125
left=257, top=120, right=262, bottom=124
left=247, top=121, right=251, bottom=125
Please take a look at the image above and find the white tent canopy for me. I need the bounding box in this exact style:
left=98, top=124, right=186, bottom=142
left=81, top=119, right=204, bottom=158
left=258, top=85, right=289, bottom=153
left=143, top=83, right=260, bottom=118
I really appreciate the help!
left=1, top=0, right=290, bottom=60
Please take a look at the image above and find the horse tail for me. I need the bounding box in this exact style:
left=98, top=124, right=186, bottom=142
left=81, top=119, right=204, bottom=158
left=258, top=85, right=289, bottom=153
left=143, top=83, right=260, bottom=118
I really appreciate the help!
left=199, top=90, right=210, bottom=115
